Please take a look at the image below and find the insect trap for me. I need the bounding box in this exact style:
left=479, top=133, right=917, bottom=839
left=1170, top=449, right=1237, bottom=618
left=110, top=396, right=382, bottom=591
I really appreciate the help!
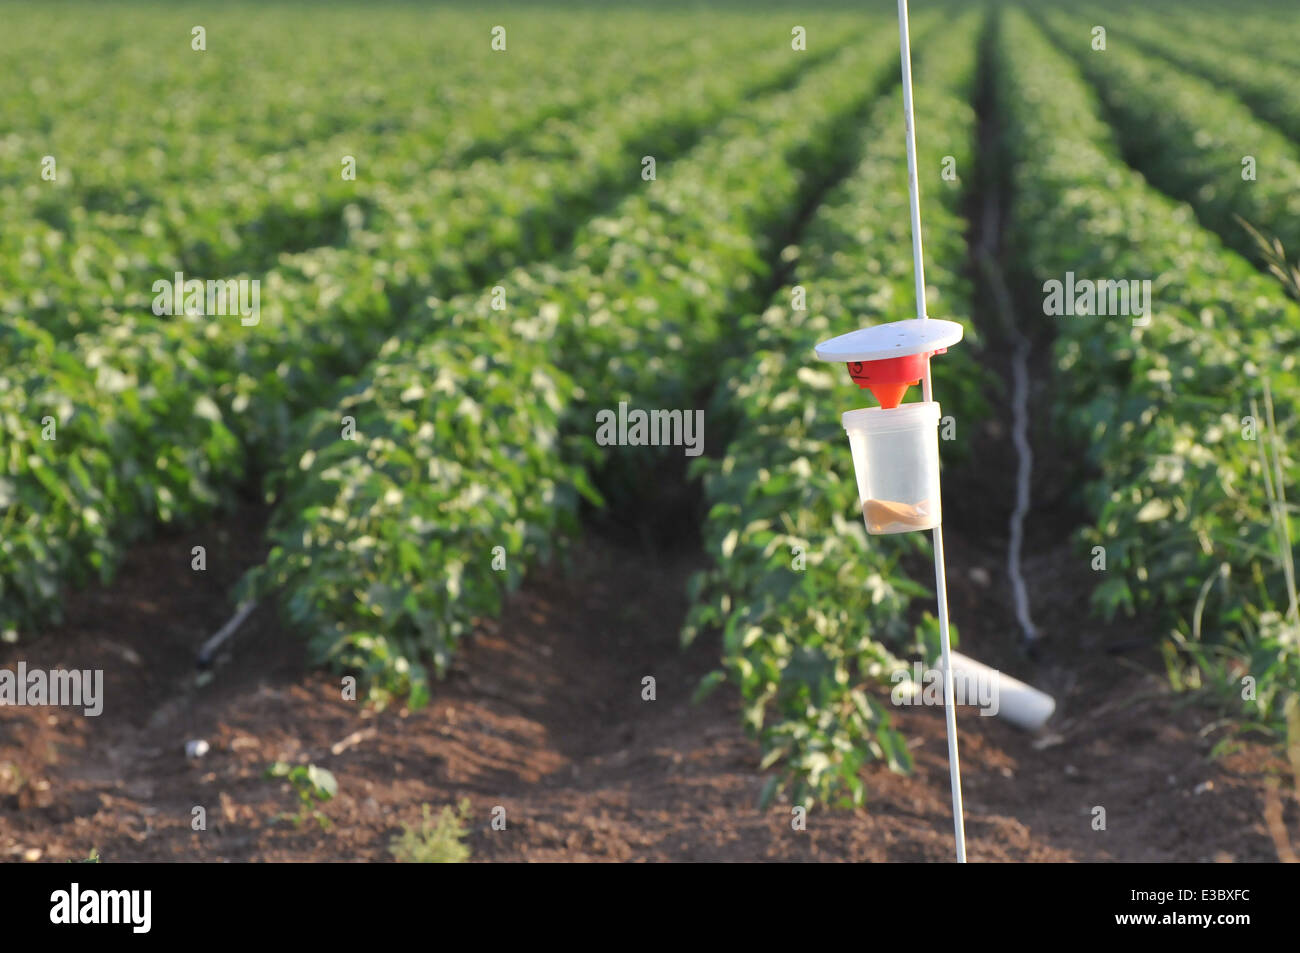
left=815, top=318, right=963, bottom=535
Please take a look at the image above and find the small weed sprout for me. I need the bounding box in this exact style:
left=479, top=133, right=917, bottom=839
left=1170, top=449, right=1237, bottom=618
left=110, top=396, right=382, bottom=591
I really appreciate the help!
left=389, top=800, right=473, bottom=863
left=266, top=762, right=338, bottom=830
left=1239, top=216, right=1300, bottom=301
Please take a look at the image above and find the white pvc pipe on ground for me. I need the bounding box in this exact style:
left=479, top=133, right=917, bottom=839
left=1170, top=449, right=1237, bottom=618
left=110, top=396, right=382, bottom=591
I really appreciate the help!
left=895, top=651, right=1056, bottom=732
left=949, top=651, right=1056, bottom=731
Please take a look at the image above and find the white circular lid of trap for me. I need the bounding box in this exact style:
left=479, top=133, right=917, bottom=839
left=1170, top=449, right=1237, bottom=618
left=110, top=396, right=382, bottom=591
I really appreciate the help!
left=814, top=318, right=964, bottom=363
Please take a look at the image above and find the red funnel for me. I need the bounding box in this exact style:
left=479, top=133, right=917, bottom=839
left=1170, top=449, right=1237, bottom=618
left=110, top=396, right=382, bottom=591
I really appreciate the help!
left=846, top=353, right=933, bottom=408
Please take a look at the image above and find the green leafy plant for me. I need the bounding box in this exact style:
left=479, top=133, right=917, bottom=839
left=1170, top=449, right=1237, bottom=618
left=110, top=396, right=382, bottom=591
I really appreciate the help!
left=1239, top=217, right=1300, bottom=303
left=996, top=11, right=1300, bottom=737
left=389, top=800, right=473, bottom=864
left=1114, top=10, right=1300, bottom=146
left=1162, top=379, right=1299, bottom=728
left=1034, top=7, right=1300, bottom=273
left=266, top=762, right=338, bottom=830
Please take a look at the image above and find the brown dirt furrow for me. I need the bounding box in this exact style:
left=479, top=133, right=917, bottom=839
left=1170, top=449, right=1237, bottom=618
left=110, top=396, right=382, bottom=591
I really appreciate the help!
left=1, top=509, right=1294, bottom=863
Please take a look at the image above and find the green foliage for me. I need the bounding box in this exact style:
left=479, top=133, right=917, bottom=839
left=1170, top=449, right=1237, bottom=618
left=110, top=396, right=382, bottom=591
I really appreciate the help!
left=247, top=308, right=593, bottom=703
left=995, top=10, right=1300, bottom=730
left=389, top=801, right=473, bottom=864
left=1240, top=219, right=1300, bottom=304
left=267, top=761, right=338, bottom=829
left=249, top=31, right=904, bottom=700
left=0, top=10, right=826, bottom=639
left=1034, top=7, right=1300, bottom=272
left=1113, top=8, right=1300, bottom=144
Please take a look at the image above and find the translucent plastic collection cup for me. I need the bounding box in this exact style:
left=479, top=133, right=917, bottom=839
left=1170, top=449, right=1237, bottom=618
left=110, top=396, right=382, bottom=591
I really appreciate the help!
left=842, top=401, right=942, bottom=535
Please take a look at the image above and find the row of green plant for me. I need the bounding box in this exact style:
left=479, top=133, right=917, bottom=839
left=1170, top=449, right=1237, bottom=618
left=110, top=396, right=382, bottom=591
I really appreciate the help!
left=2, top=25, right=777, bottom=346
left=1, top=9, right=723, bottom=202
left=994, top=9, right=1300, bottom=729
left=0, top=30, right=832, bottom=639
left=682, top=17, right=989, bottom=809
left=1103, top=7, right=1300, bottom=145
left=1127, top=0, right=1300, bottom=72
left=1033, top=7, right=1300, bottom=276
left=241, top=30, right=914, bottom=705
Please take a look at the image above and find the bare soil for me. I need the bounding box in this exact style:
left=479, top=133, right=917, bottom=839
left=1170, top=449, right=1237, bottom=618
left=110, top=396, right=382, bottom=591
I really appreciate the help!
left=0, top=497, right=1295, bottom=863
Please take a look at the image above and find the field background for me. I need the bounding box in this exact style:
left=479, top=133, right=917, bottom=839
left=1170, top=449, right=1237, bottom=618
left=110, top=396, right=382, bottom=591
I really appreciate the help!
left=1, top=0, right=1298, bottom=862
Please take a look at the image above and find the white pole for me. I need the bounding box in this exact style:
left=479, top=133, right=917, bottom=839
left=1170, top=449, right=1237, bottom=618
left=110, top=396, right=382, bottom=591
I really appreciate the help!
left=896, top=0, right=967, bottom=863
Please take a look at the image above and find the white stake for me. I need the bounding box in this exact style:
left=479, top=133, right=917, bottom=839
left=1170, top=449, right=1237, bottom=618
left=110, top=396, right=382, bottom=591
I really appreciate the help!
left=896, top=0, right=967, bottom=863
